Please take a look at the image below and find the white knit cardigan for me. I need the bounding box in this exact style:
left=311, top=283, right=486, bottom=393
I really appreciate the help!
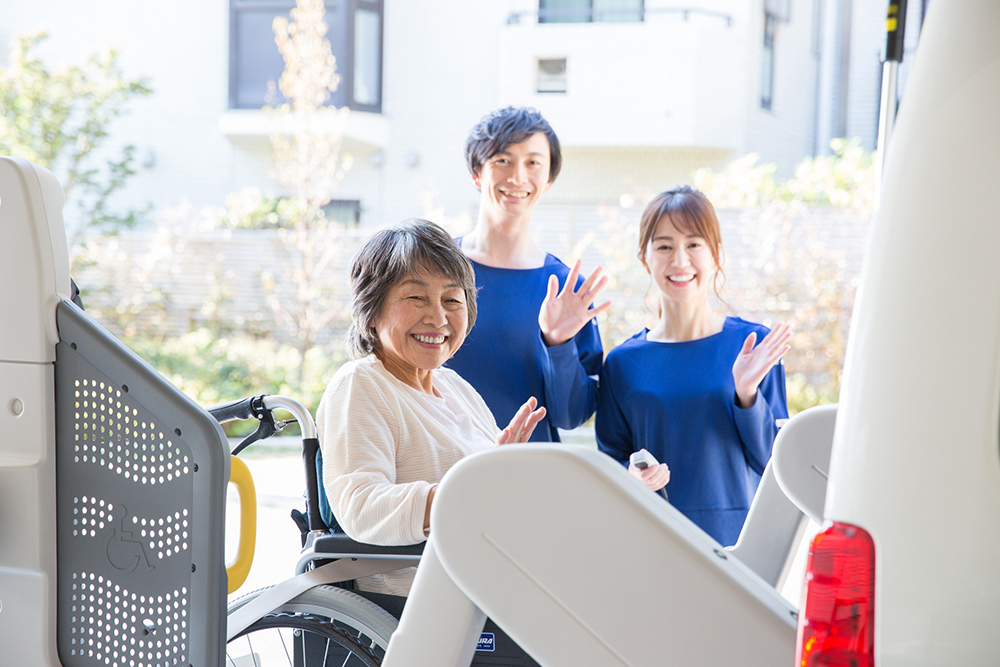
left=316, top=356, right=499, bottom=595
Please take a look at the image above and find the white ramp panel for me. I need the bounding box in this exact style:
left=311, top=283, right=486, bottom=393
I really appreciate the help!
left=432, top=445, right=796, bottom=667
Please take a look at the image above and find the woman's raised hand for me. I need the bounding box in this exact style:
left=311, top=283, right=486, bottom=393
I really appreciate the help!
left=732, top=321, right=793, bottom=408
left=497, top=396, right=547, bottom=445
left=538, top=259, right=612, bottom=347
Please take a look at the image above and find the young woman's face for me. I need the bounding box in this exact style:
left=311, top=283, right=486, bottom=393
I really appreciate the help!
left=644, top=215, right=718, bottom=306
left=374, top=270, right=469, bottom=384
left=473, top=132, right=552, bottom=221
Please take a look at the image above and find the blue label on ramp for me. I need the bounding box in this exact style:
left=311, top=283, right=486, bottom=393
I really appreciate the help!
left=477, top=633, right=496, bottom=652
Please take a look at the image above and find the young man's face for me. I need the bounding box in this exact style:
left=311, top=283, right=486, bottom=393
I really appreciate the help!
left=473, top=132, right=553, bottom=221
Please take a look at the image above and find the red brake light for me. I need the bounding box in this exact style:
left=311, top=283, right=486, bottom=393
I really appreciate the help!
left=795, top=521, right=876, bottom=667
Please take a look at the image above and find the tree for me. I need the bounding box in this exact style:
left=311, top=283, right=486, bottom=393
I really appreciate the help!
left=259, top=0, right=355, bottom=391
left=0, top=32, right=152, bottom=233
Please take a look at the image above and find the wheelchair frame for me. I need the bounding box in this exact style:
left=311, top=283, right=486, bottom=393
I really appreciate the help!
left=216, top=394, right=540, bottom=667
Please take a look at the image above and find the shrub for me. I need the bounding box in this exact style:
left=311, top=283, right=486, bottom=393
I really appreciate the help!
left=124, top=329, right=346, bottom=435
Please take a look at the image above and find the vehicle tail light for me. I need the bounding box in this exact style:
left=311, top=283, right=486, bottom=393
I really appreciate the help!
left=795, top=521, right=876, bottom=667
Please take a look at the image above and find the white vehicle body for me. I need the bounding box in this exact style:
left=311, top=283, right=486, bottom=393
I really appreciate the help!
left=0, top=157, right=70, bottom=665
left=823, top=0, right=1000, bottom=663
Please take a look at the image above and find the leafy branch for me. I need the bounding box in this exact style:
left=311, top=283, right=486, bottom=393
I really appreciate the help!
left=0, top=31, right=152, bottom=233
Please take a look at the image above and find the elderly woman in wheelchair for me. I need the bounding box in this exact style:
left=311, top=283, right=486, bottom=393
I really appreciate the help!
left=317, top=217, right=546, bottom=598
left=226, top=219, right=548, bottom=666
left=233, top=218, right=545, bottom=665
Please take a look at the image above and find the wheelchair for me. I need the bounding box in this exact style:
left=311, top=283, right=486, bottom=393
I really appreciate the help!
left=214, top=394, right=540, bottom=667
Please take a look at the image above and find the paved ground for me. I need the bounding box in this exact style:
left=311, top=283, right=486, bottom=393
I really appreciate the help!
left=225, top=452, right=305, bottom=602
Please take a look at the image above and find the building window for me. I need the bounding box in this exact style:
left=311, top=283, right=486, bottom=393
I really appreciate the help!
left=761, top=12, right=777, bottom=110
left=538, top=0, right=643, bottom=24
left=322, top=199, right=361, bottom=227
left=537, top=58, right=568, bottom=93
left=229, top=0, right=383, bottom=113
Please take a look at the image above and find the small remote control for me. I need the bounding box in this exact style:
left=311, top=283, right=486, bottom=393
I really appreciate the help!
left=629, top=450, right=669, bottom=501
left=630, top=449, right=658, bottom=470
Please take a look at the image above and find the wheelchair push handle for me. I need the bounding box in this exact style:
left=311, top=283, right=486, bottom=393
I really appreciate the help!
left=208, top=394, right=317, bottom=439
left=207, top=394, right=316, bottom=456
left=255, top=396, right=324, bottom=533
left=208, top=394, right=326, bottom=532
left=261, top=395, right=317, bottom=440
left=207, top=396, right=261, bottom=423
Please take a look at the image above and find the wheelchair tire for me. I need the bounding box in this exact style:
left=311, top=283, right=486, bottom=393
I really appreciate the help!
left=227, top=611, right=380, bottom=666
left=227, top=584, right=398, bottom=665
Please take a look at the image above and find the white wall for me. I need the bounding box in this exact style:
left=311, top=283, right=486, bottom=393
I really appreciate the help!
left=0, top=0, right=886, bottom=236
left=743, top=0, right=822, bottom=176
left=844, top=0, right=884, bottom=150
left=498, top=17, right=743, bottom=150
left=368, top=0, right=508, bottom=227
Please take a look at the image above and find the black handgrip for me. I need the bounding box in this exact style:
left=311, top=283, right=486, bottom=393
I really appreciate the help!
left=885, top=0, right=908, bottom=63
left=302, top=437, right=325, bottom=532
left=207, top=396, right=260, bottom=424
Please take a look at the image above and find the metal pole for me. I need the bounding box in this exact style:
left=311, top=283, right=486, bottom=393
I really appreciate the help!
left=874, top=0, right=908, bottom=208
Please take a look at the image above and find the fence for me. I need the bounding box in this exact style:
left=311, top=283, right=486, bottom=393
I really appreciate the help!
left=74, top=203, right=872, bottom=408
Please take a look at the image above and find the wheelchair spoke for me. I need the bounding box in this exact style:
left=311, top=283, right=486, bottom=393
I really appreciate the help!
left=247, top=633, right=261, bottom=667
left=229, top=613, right=385, bottom=666
left=279, top=628, right=293, bottom=665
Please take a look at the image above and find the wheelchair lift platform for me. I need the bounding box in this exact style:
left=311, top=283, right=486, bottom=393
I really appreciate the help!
left=384, top=444, right=803, bottom=667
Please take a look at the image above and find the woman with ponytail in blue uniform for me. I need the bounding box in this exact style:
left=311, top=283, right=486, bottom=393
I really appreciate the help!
left=596, top=186, right=791, bottom=546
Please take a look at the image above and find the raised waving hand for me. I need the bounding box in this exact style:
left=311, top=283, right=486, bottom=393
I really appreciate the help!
left=497, top=396, right=547, bottom=445
left=538, top=259, right=612, bottom=347
left=732, top=321, right=793, bottom=409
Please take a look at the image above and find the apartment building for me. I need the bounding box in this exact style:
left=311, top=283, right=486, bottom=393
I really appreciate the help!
left=1, top=0, right=923, bottom=237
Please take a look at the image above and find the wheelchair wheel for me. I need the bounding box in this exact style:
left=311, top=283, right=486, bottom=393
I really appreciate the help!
left=227, top=585, right=398, bottom=666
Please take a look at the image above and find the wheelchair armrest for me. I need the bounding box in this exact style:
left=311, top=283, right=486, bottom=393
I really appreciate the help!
left=311, top=532, right=426, bottom=559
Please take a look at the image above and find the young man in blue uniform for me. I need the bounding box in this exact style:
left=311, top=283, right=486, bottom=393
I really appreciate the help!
left=447, top=107, right=610, bottom=441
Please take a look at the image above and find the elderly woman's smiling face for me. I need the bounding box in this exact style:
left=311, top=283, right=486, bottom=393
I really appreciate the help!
left=374, top=269, right=469, bottom=390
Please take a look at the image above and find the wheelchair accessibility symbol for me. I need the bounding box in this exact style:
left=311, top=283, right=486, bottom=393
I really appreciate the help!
left=104, top=507, right=154, bottom=574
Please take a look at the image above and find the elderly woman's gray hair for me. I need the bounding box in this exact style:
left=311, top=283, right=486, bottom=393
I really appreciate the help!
left=345, top=218, right=478, bottom=359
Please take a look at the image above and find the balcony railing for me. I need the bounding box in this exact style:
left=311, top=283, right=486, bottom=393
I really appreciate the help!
left=506, top=6, right=733, bottom=27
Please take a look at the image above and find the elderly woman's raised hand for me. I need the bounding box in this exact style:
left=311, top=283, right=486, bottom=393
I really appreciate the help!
left=497, top=396, right=547, bottom=445
left=538, top=259, right=611, bottom=347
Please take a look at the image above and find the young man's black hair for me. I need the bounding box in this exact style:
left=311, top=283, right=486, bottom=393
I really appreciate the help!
left=464, top=106, right=562, bottom=182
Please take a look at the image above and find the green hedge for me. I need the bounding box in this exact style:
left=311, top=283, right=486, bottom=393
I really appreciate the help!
left=124, top=329, right=346, bottom=436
